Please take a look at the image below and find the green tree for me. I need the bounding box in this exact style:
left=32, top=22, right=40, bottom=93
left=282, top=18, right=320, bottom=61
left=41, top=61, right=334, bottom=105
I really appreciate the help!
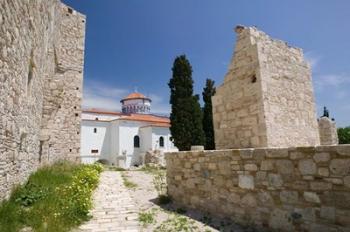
left=338, top=127, right=350, bottom=144
left=168, top=55, right=205, bottom=151
left=202, top=79, right=216, bottom=150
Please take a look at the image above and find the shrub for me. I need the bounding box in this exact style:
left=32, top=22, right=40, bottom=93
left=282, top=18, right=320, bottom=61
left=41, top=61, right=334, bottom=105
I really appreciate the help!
left=338, top=127, right=350, bottom=144
left=14, top=183, right=48, bottom=207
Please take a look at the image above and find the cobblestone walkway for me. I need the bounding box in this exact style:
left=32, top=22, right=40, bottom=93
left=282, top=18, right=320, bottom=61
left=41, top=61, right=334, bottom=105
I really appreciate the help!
left=77, top=171, right=139, bottom=232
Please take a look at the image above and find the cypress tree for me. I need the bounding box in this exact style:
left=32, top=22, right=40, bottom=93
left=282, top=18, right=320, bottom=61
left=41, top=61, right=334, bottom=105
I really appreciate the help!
left=168, top=55, right=205, bottom=151
left=202, top=79, right=216, bottom=150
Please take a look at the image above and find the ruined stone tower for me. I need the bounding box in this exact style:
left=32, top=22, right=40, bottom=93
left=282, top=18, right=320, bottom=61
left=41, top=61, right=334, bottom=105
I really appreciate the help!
left=0, top=0, right=85, bottom=199
left=212, top=26, right=320, bottom=149
left=318, top=117, right=338, bottom=145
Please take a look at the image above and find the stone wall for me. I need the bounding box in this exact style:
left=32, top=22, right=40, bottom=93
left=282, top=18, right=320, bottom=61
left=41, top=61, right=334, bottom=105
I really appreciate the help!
left=0, top=0, right=85, bottom=199
left=166, top=145, right=350, bottom=231
left=318, top=117, right=338, bottom=145
left=212, top=26, right=320, bottom=149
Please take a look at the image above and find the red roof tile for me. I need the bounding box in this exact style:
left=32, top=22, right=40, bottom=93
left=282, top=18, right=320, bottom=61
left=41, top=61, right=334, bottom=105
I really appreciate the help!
left=83, top=109, right=123, bottom=116
left=119, top=114, right=170, bottom=125
left=121, top=92, right=151, bottom=102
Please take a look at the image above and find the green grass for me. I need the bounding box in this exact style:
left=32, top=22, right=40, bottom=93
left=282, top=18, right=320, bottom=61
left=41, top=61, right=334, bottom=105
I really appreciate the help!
left=107, top=166, right=126, bottom=171
left=139, top=165, right=166, bottom=175
left=155, top=214, right=198, bottom=232
left=0, top=162, right=103, bottom=232
left=138, top=209, right=157, bottom=227
left=121, top=174, right=138, bottom=189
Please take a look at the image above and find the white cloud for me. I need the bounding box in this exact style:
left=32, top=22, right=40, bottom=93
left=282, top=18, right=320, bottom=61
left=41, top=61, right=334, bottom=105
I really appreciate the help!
left=314, top=74, right=350, bottom=91
left=82, top=81, right=128, bottom=111
left=82, top=81, right=170, bottom=114
left=304, top=51, right=321, bottom=71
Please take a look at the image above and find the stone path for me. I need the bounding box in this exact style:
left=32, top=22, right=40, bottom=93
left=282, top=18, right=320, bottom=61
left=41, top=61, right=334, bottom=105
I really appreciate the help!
left=77, top=171, right=139, bottom=232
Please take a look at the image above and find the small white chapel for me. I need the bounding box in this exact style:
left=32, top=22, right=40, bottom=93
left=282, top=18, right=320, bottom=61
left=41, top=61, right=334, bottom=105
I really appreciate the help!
left=80, top=92, right=177, bottom=168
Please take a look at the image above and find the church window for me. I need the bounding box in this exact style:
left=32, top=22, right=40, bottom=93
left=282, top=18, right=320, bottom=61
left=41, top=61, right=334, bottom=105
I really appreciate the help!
left=91, top=149, right=98, bottom=154
left=159, top=136, right=164, bottom=147
left=93, top=128, right=97, bottom=133
left=134, top=135, right=140, bottom=148
left=95, top=117, right=99, bottom=120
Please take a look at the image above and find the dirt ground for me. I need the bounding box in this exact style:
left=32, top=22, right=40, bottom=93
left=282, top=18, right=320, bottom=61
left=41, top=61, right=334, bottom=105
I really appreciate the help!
left=121, top=168, right=258, bottom=232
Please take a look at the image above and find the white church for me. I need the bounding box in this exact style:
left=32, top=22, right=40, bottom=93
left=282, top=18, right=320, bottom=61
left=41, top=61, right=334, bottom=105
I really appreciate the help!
left=80, top=92, right=177, bottom=168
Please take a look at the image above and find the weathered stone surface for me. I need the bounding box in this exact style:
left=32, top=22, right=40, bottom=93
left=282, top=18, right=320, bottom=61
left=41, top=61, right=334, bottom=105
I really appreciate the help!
left=269, top=209, right=293, bottom=231
left=299, top=159, right=317, bottom=175
left=318, top=167, right=329, bottom=177
left=0, top=0, right=85, bottom=200
left=318, top=117, right=338, bottom=145
left=280, top=191, right=298, bottom=204
left=240, top=149, right=253, bottom=159
left=258, top=192, right=274, bottom=206
left=294, top=207, right=316, bottom=221
left=268, top=173, right=283, bottom=188
left=330, top=159, right=350, bottom=176
left=320, top=206, right=335, bottom=222
left=261, top=160, right=274, bottom=171
left=310, top=182, right=332, bottom=191
left=244, top=163, right=258, bottom=171
left=144, top=150, right=165, bottom=166
left=344, top=176, right=350, bottom=188
left=304, top=192, right=320, bottom=203
left=266, top=149, right=289, bottom=158
left=314, top=153, right=330, bottom=163
left=290, top=151, right=305, bottom=160
left=212, top=26, right=320, bottom=149
left=228, top=192, right=240, bottom=204
left=241, top=193, right=257, bottom=208
left=167, top=145, right=350, bottom=231
left=238, top=174, right=254, bottom=189
left=275, top=160, right=294, bottom=174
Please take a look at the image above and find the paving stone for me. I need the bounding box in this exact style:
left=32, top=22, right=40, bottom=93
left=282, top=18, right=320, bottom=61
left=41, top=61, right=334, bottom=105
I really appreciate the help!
left=77, top=171, right=139, bottom=232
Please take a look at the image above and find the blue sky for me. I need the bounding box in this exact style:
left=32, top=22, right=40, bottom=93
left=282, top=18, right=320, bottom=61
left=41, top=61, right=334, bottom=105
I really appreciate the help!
left=63, top=0, right=350, bottom=127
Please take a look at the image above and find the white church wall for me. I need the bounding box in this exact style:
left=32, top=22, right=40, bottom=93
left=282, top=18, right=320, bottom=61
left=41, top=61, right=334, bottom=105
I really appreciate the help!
left=140, top=127, right=153, bottom=152
left=151, top=127, right=176, bottom=151
left=118, top=120, right=146, bottom=167
left=109, top=121, right=120, bottom=166
left=81, top=120, right=111, bottom=164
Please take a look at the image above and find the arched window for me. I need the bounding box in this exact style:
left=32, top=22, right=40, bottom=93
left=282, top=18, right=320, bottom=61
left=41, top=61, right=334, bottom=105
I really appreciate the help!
left=159, top=136, right=164, bottom=148
left=134, top=135, right=140, bottom=148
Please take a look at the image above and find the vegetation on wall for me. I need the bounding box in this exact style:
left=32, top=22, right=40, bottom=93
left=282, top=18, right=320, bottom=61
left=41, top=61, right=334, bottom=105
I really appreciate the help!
left=338, top=126, right=350, bottom=144
left=168, top=55, right=205, bottom=151
left=202, top=79, right=216, bottom=150
left=0, top=162, right=103, bottom=232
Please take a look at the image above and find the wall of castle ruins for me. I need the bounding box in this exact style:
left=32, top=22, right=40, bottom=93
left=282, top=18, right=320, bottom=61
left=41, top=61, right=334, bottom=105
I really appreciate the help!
left=318, top=117, right=338, bottom=145
left=0, top=0, right=85, bottom=199
left=212, top=26, right=320, bottom=149
left=166, top=146, right=350, bottom=231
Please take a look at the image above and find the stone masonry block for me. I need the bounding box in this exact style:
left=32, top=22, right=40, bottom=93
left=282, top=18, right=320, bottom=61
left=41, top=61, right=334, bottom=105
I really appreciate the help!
left=238, top=174, right=255, bottom=189
left=298, top=159, right=317, bottom=175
